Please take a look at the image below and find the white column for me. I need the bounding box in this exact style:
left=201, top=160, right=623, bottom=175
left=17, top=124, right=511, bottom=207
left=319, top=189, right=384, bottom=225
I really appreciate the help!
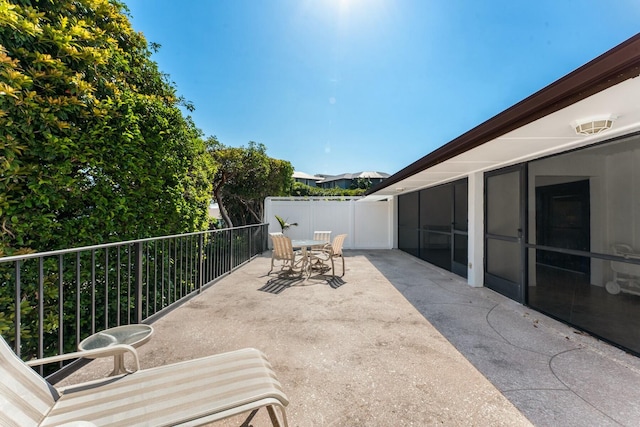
left=392, top=195, right=398, bottom=249
left=467, top=172, right=484, bottom=287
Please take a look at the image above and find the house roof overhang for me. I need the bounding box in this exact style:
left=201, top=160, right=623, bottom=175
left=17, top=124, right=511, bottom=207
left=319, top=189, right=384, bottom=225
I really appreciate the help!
left=366, top=33, right=640, bottom=197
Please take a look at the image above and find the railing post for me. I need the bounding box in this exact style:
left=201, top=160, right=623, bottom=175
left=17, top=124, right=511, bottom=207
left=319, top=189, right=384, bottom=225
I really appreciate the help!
left=262, top=224, right=267, bottom=252
left=14, top=261, right=21, bottom=357
left=133, top=242, right=143, bottom=324
left=198, top=233, right=204, bottom=292
left=229, top=229, right=233, bottom=272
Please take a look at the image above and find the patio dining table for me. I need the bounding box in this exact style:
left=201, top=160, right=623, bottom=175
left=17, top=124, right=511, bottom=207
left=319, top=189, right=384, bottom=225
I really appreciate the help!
left=291, top=239, right=328, bottom=275
left=291, top=239, right=326, bottom=250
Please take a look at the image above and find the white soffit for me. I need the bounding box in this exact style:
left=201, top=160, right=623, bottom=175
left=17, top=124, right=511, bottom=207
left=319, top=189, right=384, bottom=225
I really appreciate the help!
left=376, top=75, right=640, bottom=197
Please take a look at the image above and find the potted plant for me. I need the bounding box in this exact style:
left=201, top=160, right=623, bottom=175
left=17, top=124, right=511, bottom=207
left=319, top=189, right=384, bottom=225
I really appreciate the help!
left=275, top=215, right=298, bottom=234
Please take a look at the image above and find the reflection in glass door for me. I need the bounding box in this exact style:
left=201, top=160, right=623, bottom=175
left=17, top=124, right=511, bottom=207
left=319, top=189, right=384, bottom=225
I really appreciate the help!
left=485, top=166, right=525, bottom=302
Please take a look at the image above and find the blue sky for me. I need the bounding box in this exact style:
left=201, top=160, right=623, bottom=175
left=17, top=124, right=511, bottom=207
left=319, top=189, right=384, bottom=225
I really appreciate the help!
left=123, top=0, right=639, bottom=176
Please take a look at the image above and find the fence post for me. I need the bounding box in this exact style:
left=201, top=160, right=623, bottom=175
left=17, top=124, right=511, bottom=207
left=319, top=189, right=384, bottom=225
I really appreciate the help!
left=198, top=233, right=204, bottom=292
left=229, top=229, right=234, bottom=272
left=133, top=242, right=143, bottom=324
left=14, top=261, right=21, bottom=356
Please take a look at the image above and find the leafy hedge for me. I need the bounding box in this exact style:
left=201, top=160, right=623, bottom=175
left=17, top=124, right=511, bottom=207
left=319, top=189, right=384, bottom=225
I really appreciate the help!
left=0, top=0, right=215, bottom=256
left=290, top=182, right=367, bottom=197
left=0, top=0, right=216, bottom=365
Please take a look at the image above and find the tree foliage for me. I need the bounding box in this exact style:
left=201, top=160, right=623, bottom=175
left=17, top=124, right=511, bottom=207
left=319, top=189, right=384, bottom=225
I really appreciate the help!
left=208, top=139, right=293, bottom=227
left=0, top=0, right=215, bottom=255
left=290, top=182, right=367, bottom=197
left=350, top=177, right=373, bottom=190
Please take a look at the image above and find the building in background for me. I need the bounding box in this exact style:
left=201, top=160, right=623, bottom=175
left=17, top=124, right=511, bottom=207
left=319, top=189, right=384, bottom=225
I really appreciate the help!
left=294, top=171, right=390, bottom=189
left=292, top=171, right=321, bottom=187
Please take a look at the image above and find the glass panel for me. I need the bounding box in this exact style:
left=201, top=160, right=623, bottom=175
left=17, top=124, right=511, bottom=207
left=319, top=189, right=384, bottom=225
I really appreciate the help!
left=398, top=192, right=419, bottom=256
left=453, top=233, right=467, bottom=265
left=534, top=180, right=591, bottom=273
left=528, top=134, right=640, bottom=258
left=527, top=133, right=640, bottom=354
left=398, top=227, right=419, bottom=257
left=421, top=231, right=451, bottom=270
left=528, top=248, right=640, bottom=354
left=487, top=238, right=520, bottom=283
left=487, top=171, right=520, bottom=237
left=420, top=185, right=452, bottom=231
left=398, top=192, right=419, bottom=228
left=454, top=180, right=468, bottom=232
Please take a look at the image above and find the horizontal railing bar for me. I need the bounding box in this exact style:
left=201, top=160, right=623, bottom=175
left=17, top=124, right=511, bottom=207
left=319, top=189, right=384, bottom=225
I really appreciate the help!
left=3, top=223, right=269, bottom=382
left=0, top=224, right=267, bottom=263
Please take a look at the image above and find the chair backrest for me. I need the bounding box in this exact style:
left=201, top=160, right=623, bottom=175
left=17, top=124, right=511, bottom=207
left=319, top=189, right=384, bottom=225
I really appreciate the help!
left=271, top=234, right=295, bottom=261
left=331, top=234, right=347, bottom=256
left=0, top=336, right=58, bottom=426
left=313, top=231, right=332, bottom=244
left=269, top=232, right=283, bottom=249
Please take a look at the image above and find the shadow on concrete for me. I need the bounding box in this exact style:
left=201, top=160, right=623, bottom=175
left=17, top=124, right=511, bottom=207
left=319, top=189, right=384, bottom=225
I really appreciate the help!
left=260, top=272, right=347, bottom=293
left=258, top=276, right=304, bottom=294
left=326, top=276, right=346, bottom=289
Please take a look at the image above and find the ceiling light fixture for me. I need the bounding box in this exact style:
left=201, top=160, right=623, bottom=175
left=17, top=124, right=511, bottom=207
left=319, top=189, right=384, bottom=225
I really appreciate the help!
left=571, top=115, right=616, bottom=136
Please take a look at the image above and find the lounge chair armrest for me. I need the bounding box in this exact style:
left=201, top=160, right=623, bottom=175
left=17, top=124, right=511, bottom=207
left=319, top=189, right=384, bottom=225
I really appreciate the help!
left=25, top=344, right=140, bottom=372
left=57, top=422, right=99, bottom=427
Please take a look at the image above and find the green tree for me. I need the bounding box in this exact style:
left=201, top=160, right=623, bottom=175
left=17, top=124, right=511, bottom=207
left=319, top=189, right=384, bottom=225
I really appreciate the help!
left=208, top=139, right=293, bottom=227
left=290, top=182, right=367, bottom=197
left=0, top=0, right=217, bottom=362
left=0, top=0, right=215, bottom=255
left=350, top=177, right=372, bottom=190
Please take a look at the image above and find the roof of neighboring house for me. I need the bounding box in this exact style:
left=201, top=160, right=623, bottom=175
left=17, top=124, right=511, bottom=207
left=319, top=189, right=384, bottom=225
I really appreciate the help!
left=367, top=33, right=640, bottom=197
left=319, top=171, right=390, bottom=183
left=292, top=171, right=321, bottom=180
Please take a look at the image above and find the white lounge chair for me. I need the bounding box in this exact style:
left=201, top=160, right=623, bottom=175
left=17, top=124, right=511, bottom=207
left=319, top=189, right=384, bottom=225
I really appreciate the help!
left=0, top=335, right=289, bottom=426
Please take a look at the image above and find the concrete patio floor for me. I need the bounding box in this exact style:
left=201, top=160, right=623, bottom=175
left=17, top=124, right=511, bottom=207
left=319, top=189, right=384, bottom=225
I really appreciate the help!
left=60, top=250, right=640, bottom=426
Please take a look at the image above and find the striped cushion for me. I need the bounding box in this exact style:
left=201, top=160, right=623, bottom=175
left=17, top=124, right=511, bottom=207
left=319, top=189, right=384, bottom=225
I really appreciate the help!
left=0, top=337, right=58, bottom=427
left=42, top=348, right=288, bottom=427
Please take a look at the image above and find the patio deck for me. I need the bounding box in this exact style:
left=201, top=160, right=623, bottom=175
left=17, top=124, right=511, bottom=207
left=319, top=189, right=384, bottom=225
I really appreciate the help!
left=58, top=250, right=640, bottom=426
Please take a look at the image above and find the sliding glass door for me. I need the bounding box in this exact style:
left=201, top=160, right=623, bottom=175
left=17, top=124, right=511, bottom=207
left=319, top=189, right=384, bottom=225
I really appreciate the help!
left=485, top=165, right=525, bottom=302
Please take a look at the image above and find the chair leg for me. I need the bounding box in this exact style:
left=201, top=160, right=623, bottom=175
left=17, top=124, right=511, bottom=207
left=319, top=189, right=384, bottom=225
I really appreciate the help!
left=340, top=256, right=345, bottom=277
left=240, top=409, right=260, bottom=427
left=267, top=404, right=288, bottom=427
left=330, top=257, right=335, bottom=277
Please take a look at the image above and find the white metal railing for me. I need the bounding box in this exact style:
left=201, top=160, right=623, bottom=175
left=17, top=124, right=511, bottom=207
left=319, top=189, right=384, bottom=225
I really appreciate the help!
left=0, top=224, right=269, bottom=379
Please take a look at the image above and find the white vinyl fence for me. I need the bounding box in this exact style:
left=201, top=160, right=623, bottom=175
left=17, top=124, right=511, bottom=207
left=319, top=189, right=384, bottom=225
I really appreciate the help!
left=264, top=197, right=394, bottom=249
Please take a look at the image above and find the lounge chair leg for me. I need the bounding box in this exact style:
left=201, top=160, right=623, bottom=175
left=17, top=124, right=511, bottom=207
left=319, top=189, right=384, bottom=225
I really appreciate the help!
left=267, top=405, right=284, bottom=427
left=240, top=409, right=260, bottom=427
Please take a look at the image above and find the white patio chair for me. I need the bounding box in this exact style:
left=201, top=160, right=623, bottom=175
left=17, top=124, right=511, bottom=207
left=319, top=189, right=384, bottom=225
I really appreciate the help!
left=313, top=231, right=332, bottom=245
left=269, top=233, right=307, bottom=277
left=309, top=234, right=347, bottom=277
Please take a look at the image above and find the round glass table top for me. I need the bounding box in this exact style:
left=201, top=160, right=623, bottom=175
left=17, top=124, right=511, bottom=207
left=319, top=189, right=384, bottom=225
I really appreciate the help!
left=78, top=324, right=154, bottom=351
left=291, top=239, right=326, bottom=247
